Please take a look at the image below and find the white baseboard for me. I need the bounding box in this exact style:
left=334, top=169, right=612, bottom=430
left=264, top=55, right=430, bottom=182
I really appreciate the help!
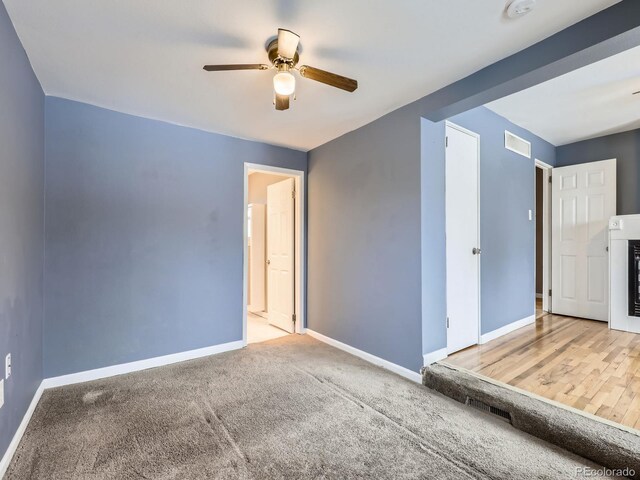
left=480, top=315, right=536, bottom=344
left=305, top=329, right=422, bottom=383
left=0, top=382, right=44, bottom=478
left=42, top=340, right=244, bottom=389
left=423, top=348, right=448, bottom=366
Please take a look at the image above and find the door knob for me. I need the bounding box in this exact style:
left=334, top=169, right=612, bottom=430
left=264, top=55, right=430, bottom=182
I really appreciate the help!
left=472, top=248, right=481, bottom=255
left=266, top=259, right=271, bottom=265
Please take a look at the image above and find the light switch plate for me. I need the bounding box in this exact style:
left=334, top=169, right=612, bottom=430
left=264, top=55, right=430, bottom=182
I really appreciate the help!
left=0, top=379, right=4, bottom=409
left=5, top=353, right=10, bottom=379
left=528, top=209, right=533, bottom=221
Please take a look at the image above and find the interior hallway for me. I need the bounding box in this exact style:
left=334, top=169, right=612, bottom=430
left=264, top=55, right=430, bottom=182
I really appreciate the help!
left=446, top=313, right=640, bottom=430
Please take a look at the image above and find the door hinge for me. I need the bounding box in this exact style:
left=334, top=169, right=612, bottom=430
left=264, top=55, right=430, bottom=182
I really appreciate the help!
left=445, top=136, right=448, bottom=148
left=549, top=289, right=552, bottom=297
left=291, top=190, right=296, bottom=199
left=548, top=176, right=552, bottom=184
left=446, top=317, right=449, bottom=328
left=292, top=313, right=297, bottom=325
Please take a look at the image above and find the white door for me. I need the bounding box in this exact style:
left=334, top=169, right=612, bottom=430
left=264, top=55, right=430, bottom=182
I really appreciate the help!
left=267, top=178, right=295, bottom=333
left=446, top=124, right=480, bottom=354
left=552, top=159, right=616, bottom=321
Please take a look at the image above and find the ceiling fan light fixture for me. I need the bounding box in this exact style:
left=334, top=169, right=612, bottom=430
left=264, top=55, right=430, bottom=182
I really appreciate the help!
left=203, top=28, right=358, bottom=111
left=273, top=71, right=296, bottom=96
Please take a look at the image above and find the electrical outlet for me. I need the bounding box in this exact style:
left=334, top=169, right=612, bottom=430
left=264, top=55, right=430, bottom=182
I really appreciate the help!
left=0, top=379, right=4, bottom=409
left=5, top=353, right=10, bottom=379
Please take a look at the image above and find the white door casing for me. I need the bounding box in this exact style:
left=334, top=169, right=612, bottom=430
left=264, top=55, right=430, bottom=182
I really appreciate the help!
left=267, top=178, right=295, bottom=333
left=551, top=159, right=616, bottom=321
left=535, top=160, right=553, bottom=313
left=445, top=123, right=480, bottom=354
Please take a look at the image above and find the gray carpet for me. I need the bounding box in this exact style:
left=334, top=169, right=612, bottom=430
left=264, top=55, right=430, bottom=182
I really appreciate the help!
left=5, top=335, right=621, bottom=479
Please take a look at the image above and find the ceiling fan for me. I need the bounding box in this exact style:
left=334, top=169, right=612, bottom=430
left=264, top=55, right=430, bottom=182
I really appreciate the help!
left=203, top=28, right=358, bottom=111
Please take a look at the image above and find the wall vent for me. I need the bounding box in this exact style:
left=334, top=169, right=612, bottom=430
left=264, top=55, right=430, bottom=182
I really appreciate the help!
left=466, top=397, right=512, bottom=423
left=504, top=130, right=531, bottom=158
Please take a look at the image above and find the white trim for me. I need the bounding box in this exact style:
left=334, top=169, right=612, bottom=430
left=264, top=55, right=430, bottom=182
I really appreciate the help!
left=445, top=120, right=479, bottom=140
left=444, top=121, right=482, bottom=351
left=479, top=314, right=536, bottom=344
left=535, top=159, right=552, bottom=313
left=535, top=159, right=553, bottom=170
left=243, top=163, right=306, bottom=346
left=42, top=340, right=243, bottom=389
left=306, top=329, right=422, bottom=383
left=423, top=348, right=448, bottom=366
left=0, top=382, right=45, bottom=478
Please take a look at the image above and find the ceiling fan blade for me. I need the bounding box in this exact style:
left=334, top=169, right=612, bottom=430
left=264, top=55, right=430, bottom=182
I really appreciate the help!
left=275, top=94, right=290, bottom=111
left=203, top=64, right=269, bottom=71
left=277, top=29, right=300, bottom=59
left=299, top=66, right=358, bottom=92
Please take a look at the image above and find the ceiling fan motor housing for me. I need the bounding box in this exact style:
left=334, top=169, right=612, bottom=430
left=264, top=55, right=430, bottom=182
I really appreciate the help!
left=267, top=39, right=300, bottom=68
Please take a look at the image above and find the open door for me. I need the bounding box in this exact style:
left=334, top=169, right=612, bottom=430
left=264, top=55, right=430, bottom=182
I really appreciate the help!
left=551, top=159, right=616, bottom=321
left=267, top=178, right=295, bottom=333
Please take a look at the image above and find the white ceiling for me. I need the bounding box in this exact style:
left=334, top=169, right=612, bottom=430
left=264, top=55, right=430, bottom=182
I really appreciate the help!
left=4, top=0, right=619, bottom=151
left=487, top=44, right=640, bottom=146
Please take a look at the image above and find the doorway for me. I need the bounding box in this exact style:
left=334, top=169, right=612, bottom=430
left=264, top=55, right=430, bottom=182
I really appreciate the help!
left=445, top=122, right=481, bottom=354
left=243, top=163, right=305, bottom=345
left=535, top=159, right=552, bottom=318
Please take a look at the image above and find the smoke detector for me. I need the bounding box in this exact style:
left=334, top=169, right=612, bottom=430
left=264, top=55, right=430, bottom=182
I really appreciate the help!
left=506, top=0, right=537, bottom=18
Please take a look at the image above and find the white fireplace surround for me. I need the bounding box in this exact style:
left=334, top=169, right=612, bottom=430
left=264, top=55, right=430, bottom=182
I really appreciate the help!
left=609, top=215, right=640, bottom=334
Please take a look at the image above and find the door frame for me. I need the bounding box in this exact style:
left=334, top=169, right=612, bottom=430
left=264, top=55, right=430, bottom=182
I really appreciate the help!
left=535, top=159, right=552, bottom=313
left=445, top=121, right=481, bottom=352
left=243, top=163, right=306, bottom=345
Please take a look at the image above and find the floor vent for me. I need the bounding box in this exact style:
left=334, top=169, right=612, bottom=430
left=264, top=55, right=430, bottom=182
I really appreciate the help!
left=466, top=397, right=512, bottom=423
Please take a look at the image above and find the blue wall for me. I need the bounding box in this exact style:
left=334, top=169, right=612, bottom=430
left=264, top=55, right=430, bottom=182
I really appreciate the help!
left=421, top=107, right=556, bottom=357
left=308, top=103, right=424, bottom=371
left=420, top=119, right=447, bottom=358
left=44, top=98, right=306, bottom=377
left=557, top=129, right=640, bottom=215
left=447, top=108, right=556, bottom=335
left=309, top=102, right=555, bottom=371
left=0, top=1, right=45, bottom=462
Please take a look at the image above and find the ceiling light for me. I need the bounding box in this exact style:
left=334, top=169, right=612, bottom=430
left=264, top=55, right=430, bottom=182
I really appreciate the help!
left=506, top=0, right=536, bottom=19
left=273, top=71, right=296, bottom=96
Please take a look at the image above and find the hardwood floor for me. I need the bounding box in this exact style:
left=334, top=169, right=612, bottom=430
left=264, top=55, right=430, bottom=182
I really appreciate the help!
left=446, top=312, right=640, bottom=431
left=535, top=298, right=545, bottom=319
